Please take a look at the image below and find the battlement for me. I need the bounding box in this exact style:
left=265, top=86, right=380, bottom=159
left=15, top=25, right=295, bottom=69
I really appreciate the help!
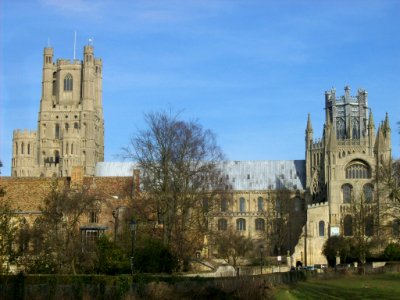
left=308, top=201, right=328, bottom=209
left=94, top=58, right=102, bottom=65
left=56, top=59, right=82, bottom=66
left=325, top=86, right=368, bottom=105
left=13, top=129, right=37, bottom=139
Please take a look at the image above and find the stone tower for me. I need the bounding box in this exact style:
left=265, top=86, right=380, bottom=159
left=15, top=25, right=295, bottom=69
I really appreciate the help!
left=12, top=45, right=104, bottom=177
left=301, top=86, right=391, bottom=264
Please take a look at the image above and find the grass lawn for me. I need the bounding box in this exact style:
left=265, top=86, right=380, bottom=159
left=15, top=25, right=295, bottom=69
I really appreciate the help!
left=274, top=273, right=400, bottom=300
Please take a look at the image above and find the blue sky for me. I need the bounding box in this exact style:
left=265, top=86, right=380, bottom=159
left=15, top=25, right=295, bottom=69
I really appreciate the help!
left=1, top=0, right=399, bottom=176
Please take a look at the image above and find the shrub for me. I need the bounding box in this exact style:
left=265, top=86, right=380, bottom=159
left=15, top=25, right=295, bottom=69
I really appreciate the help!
left=135, top=239, right=178, bottom=273
left=383, top=243, right=400, bottom=261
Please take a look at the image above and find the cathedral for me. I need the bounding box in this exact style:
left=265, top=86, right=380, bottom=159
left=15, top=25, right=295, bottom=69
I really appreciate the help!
left=8, top=46, right=394, bottom=266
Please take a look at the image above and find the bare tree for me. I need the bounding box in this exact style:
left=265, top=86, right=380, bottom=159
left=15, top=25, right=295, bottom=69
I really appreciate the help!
left=263, top=189, right=292, bottom=256
left=212, top=228, right=254, bottom=267
left=123, top=111, right=226, bottom=263
left=377, top=159, right=400, bottom=218
left=347, top=189, right=377, bottom=263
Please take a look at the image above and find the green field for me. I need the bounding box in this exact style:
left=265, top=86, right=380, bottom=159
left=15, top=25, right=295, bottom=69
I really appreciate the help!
left=274, top=273, right=400, bottom=300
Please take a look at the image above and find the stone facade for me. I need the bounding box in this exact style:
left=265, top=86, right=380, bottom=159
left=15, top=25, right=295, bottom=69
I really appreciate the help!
left=294, top=86, right=393, bottom=265
left=11, top=45, right=104, bottom=177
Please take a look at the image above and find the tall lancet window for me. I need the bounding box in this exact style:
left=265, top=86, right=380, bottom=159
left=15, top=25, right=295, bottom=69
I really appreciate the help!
left=337, top=118, right=346, bottom=139
left=352, top=118, right=360, bottom=139
left=64, top=74, right=73, bottom=91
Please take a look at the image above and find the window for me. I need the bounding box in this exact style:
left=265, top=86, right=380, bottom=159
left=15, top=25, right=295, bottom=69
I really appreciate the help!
left=64, top=73, right=73, bottom=91
left=27, top=143, right=30, bottom=155
left=82, top=230, right=99, bottom=251
left=365, top=215, right=373, bottom=237
left=236, top=218, right=246, bottom=231
left=337, top=117, right=346, bottom=139
left=89, top=211, right=98, bottom=223
left=239, top=197, right=246, bottom=212
left=218, top=219, right=227, bottom=231
left=344, top=215, right=353, bottom=236
left=257, top=197, right=264, bottom=212
left=342, top=184, right=353, bottom=204
left=55, top=123, right=60, bottom=139
left=319, top=221, right=325, bottom=237
left=352, top=118, right=360, bottom=139
left=15, top=142, right=18, bottom=155
left=255, top=218, right=265, bottom=231
left=363, top=184, right=373, bottom=203
left=221, top=198, right=227, bottom=212
left=393, top=219, right=400, bottom=237
left=294, top=197, right=302, bottom=212
left=346, top=161, right=371, bottom=179
left=65, top=123, right=69, bottom=130
left=74, top=122, right=79, bottom=129
left=54, top=150, right=60, bottom=164
left=21, top=142, right=24, bottom=154
left=276, top=199, right=282, bottom=212
left=202, top=199, right=209, bottom=212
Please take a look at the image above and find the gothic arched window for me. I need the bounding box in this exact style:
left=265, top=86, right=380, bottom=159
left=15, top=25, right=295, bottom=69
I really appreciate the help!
left=255, top=218, right=265, bottom=231
left=344, top=215, right=353, bottom=236
left=236, top=218, right=246, bottom=231
left=239, top=197, right=246, bottom=212
left=218, top=219, right=227, bottom=231
left=319, top=221, right=325, bottom=236
left=352, top=118, right=360, bottom=139
left=363, top=184, right=374, bottom=203
left=257, top=197, right=264, bottom=212
left=346, top=161, right=371, bottom=179
left=337, top=117, right=346, bottom=139
left=64, top=74, right=73, bottom=91
left=342, top=184, right=353, bottom=204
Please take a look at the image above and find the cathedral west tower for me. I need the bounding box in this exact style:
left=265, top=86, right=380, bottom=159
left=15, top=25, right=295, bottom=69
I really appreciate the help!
left=12, top=45, right=104, bottom=177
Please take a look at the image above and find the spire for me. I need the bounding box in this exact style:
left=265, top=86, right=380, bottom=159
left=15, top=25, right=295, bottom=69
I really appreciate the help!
left=368, top=110, right=375, bottom=129
left=374, top=124, right=383, bottom=153
left=384, top=112, right=391, bottom=131
left=306, top=113, right=313, bottom=133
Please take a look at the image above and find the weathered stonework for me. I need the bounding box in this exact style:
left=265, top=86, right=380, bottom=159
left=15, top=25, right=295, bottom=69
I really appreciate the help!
left=294, top=86, right=393, bottom=265
left=11, top=45, right=104, bottom=177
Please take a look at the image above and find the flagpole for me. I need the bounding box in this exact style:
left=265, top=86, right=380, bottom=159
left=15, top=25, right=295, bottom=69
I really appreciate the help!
left=73, top=31, right=76, bottom=60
